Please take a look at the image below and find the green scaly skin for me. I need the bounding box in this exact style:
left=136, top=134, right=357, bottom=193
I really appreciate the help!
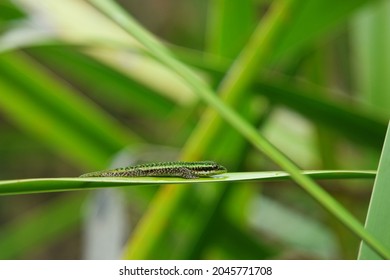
left=80, top=161, right=227, bottom=179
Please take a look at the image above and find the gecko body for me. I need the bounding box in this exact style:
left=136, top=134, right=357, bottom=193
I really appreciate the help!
left=80, top=161, right=227, bottom=179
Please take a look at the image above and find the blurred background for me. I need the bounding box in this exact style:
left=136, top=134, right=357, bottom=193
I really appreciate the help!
left=0, top=0, right=389, bottom=259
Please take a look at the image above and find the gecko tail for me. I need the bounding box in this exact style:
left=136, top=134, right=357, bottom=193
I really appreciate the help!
left=79, top=171, right=106, bottom=177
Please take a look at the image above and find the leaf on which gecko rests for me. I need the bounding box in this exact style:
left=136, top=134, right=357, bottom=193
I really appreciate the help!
left=0, top=170, right=375, bottom=196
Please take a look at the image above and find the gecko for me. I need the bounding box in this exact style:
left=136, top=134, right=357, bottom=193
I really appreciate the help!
left=80, top=161, right=227, bottom=179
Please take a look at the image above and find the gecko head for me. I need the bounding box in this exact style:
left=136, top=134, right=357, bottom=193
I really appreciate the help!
left=196, top=161, right=227, bottom=176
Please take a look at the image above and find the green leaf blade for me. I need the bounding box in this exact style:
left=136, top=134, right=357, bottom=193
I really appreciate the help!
left=0, top=170, right=376, bottom=196
left=359, top=122, right=390, bottom=259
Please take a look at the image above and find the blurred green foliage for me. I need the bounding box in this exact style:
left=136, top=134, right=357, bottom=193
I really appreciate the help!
left=0, top=0, right=389, bottom=260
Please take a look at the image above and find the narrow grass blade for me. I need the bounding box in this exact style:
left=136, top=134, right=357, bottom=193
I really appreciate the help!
left=0, top=170, right=376, bottom=196
left=359, top=122, right=390, bottom=259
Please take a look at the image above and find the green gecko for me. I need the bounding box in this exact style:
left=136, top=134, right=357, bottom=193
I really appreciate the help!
left=80, top=161, right=227, bottom=179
